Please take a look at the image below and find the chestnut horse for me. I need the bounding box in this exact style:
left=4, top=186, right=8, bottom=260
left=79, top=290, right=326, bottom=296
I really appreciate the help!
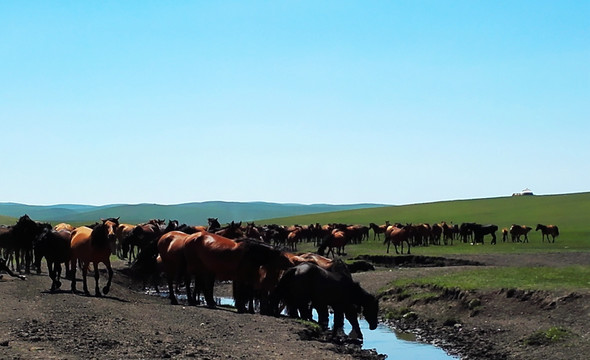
left=182, top=233, right=291, bottom=309
left=70, top=218, right=119, bottom=296
left=536, top=224, right=559, bottom=243
left=384, top=225, right=412, bottom=254
left=317, top=229, right=347, bottom=258
left=157, top=230, right=192, bottom=305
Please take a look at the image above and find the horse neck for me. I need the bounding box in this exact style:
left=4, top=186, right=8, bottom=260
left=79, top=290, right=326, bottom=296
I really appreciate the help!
left=90, top=225, right=110, bottom=249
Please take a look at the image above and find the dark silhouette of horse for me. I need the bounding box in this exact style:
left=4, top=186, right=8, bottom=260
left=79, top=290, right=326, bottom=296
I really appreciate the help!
left=509, top=224, right=532, bottom=243
left=472, top=224, right=498, bottom=245
left=384, top=225, right=412, bottom=254
left=70, top=218, right=119, bottom=296
left=271, top=261, right=379, bottom=340
left=9, top=215, right=48, bottom=274
left=214, top=221, right=243, bottom=239
left=207, top=218, right=221, bottom=232
left=368, top=222, right=388, bottom=241
left=33, top=227, right=72, bottom=291
left=317, top=230, right=347, bottom=258
left=536, top=224, right=559, bottom=243
left=116, top=223, right=136, bottom=260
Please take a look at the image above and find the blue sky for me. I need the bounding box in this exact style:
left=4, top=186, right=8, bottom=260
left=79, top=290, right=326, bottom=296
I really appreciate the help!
left=1, top=1, right=588, bottom=206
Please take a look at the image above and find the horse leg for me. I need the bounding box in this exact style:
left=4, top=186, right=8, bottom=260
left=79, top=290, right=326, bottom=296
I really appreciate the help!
left=102, top=261, right=114, bottom=295
left=345, top=307, right=363, bottom=340
left=332, top=307, right=345, bottom=337
left=491, top=233, right=497, bottom=245
left=70, top=259, right=77, bottom=293
left=82, top=263, right=91, bottom=296
left=166, top=275, right=178, bottom=305
left=54, top=262, right=62, bottom=290
left=316, top=304, right=329, bottom=330
left=406, top=240, right=411, bottom=254
left=203, top=274, right=216, bottom=308
left=93, top=261, right=102, bottom=297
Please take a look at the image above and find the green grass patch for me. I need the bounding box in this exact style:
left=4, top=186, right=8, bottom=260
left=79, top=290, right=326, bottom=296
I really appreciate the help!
left=389, top=265, right=590, bottom=291
left=524, top=326, right=572, bottom=346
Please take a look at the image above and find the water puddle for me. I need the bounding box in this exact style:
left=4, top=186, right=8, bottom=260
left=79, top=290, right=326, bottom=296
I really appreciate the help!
left=145, top=290, right=458, bottom=359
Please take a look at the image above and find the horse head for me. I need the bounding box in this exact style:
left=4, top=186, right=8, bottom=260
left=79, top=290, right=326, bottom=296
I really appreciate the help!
left=361, top=292, right=379, bottom=331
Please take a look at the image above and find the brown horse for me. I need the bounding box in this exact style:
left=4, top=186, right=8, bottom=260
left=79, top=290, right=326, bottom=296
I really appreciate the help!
left=509, top=224, right=532, bottom=243
left=317, top=229, right=347, bottom=258
left=70, top=218, right=119, bottom=296
left=157, top=230, right=192, bottom=305
left=368, top=222, right=388, bottom=241
left=384, top=224, right=412, bottom=254
left=501, top=228, right=509, bottom=242
left=115, top=223, right=136, bottom=260
left=536, top=224, right=559, bottom=243
left=183, top=233, right=291, bottom=309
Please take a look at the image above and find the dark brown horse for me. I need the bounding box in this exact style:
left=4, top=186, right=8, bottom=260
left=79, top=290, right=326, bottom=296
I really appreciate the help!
left=509, top=224, right=532, bottom=243
left=271, top=261, right=379, bottom=340
left=384, top=224, right=412, bottom=254
left=368, top=222, right=388, bottom=241
left=9, top=215, right=46, bottom=274
left=70, top=218, right=119, bottom=296
left=33, top=227, right=72, bottom=291
left=536, top=224, right=559, bottom=243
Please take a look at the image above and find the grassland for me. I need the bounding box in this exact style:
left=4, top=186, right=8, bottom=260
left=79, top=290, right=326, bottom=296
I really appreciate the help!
left=264, top=192, right=590, bottom=256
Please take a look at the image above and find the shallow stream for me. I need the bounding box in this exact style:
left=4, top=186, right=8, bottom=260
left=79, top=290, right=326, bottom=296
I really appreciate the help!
left=146, top=290, right=458, bottom=359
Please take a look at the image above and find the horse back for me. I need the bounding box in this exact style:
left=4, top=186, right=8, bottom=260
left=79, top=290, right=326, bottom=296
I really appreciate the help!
left=70, top=226, right=109, bottom=262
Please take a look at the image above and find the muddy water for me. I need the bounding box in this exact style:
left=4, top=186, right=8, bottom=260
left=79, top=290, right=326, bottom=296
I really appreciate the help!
left=147, top=291, right=458, bottom=359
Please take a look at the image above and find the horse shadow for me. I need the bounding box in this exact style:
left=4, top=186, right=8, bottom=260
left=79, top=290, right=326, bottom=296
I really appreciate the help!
left=40, top=289, right=129, bottom=303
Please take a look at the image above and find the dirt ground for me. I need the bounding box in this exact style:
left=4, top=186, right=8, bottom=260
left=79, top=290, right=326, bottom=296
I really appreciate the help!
left=1, top=252, right=589, bottom=359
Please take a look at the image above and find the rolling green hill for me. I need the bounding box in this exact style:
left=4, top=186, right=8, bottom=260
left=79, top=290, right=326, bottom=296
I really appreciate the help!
left=0, top=201, right=384, bottom=226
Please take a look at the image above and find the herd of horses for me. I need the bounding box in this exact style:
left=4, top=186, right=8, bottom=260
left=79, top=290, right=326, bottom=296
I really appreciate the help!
left=0, top=214, right=561, bottom=338
left=0, top=215, right=380, bottom=340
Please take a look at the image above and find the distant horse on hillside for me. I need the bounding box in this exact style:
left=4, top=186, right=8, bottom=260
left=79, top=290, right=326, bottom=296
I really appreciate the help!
left=536, top=224, right=559, bottom=243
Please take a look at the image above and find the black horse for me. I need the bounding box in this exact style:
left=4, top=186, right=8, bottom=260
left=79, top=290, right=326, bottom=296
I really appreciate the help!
left=33, top=227, right=72, bottom=291
left=9, top=215, right=47, bottom=274
left=272, top=261, right=379, bottom=340
left=472, top=224, right=498, bottom=245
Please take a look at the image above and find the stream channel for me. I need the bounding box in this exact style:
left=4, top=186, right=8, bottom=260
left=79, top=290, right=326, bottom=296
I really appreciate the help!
left=146, top=290, right=458, bottom=359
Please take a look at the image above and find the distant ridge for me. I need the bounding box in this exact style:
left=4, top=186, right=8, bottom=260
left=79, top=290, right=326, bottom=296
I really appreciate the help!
left=0, top=201, right=386, bottom=226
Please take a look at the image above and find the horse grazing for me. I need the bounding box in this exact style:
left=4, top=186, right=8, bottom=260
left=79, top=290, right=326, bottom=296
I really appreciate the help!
left=34, top=227, right=72, bottom=291
left=536, top=224, right=559, bottom=243
left=317, top=230, right=347, bottom=258
left=384, top=225, right=411, bottom=254
left=70, top=218, right=119, bottom=296
left=272, top=261, right=378, bottom=340
left=472, top=224, right=498, bottom=245
left=509, top=224, right=532, bottom=243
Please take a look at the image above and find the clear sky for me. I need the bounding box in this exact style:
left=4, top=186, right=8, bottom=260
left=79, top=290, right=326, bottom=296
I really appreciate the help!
left=1, top=1, right=588, bottom=206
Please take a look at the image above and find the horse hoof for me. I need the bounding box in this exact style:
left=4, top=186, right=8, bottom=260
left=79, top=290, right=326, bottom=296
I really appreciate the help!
left=102, top=286, right=110, bottom=295
left=55, top=280, right=62, bottom=289
left=170, top=299, right=178, bottom=305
